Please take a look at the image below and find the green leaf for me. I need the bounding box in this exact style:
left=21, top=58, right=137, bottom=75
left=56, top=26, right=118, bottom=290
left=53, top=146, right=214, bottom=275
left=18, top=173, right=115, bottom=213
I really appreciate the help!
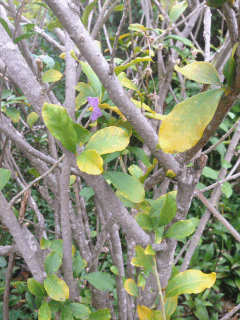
left=114, top=4, right=124, bottom=11
left=223, top=42, right=238, bottom=87
left=128, top=147, right=152, bottom=167
left=80, top=62, right=102, bottom=97
left=202, top=166, right=219, bottom=179
left=165, top=35, right=194, bottom=48
left=39, top=300, right=51, bottom=320
left=44, top=274, right=69, bottom=302
left=206, top=0, right=227, bottom=7
left=14, top=32, right=35, bottom=44
left=73, top=252, right=87, bottom=278
left=40, top=237, right=51, bottom=249
left=88, top=309, right=111, bottom=320
left=71, top=303, right=91, bottom=319
left=50, top=239, right=75, bottom=258
left=115, top=57, right=153, bottom=75
left=159, top=89, right=224, bottom=153
left=82, top=0, right=98, bottom=27
left=103, top=171, right=145, bottom=203
left=0, top=18, right=11, bottom=37
left=77, top=149, right=103, bottom=175
left=110, top=266, right=119, bottom=275
left=164, top=220, right=195, bottom=239
left=128, top=164, right=143, bottom=179
left=124, top=279, right=139, bottom=297
left=42, top=69, right=62, bottom=83
left=74, top=123, right=92, bottom=146
left=48, top=19, right=62, bottom=31
left=175, top=62, right=222, bottom=85
left=154, top=226, right=165, bottom=244
left=165, top=270, right=216, bottom=297
left=138, top=274, right=146, bottom=288
left=6, top=107, right=20, bottom=123
left=135, top=212, right=153, bottom=231
left=0, top=257, right=7, bottom=267
left=44, top=252, right=62, bottom=275
left=85, top=126, right=129, bottom=155
left=169, top=263, right=180, bottom=281
left=82, top=272, right=114, bottom=291
left=50, top=239, right=64, bottom=257
left=42, top=103, right=77, bottom=154
left=194, top=304, right=209, bottom=320
left=169, top=1, right=188, bottom=22
left=139, top=159, right=158, bottom=184
left=165, top=296, right=178, bottom=319
left=0, top=168, right=11, bottom=190
left=75, top=82, right=96, bottom=111
left=27, top=278, right=45, bottom=297
left=1, top=89, right=13, bottom=99
left=48, top=300, right=61, bottom=313
left=121, top=78, right=144, bottom=101
left=149, top=191, right=177, bottom=227
left=131, top=245, right=154, bottom=273
left=40, top=55, right=56, bottom=69
left=27, top=112, right=39, bottom=128
left=79, top=187, right=95, bottom=200
left=61, top=303, right=73, bottom=320
left=221, top=182, right=233, bottom=198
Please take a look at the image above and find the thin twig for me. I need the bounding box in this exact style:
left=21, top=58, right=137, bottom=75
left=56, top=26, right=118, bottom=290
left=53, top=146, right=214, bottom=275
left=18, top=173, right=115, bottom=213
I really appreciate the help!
left=12, top=0, right=28, bottom=40
left=3, top=251, right=15, bottom=320
left=227, top=155, right=240, bottom=177
left=203, top=119, right=240, bottom=155
left=9, top=154, right=65, bottom=207
left=0, top=137, right=9, bottom=168
left=194, top=171, right=240, bottom=194
left=109, top=0, right=130, bottom=74
left=24, top=219, right=61, bottom=236
left=196, top=190, right=240, bottom=242
left=219, top=303, right=240, bottom=320
left=173, top=239, right=191, bottom=265
left=0, top=65, right=7, bottom=117
left=76, top=104, right=90, bottom=124
left=122, top=1, right=206, bottom=65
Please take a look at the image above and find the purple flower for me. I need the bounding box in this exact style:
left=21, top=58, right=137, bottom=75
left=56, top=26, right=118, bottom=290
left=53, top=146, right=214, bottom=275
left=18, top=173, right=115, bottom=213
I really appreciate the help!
left=87, top=97, right=102, bottom=122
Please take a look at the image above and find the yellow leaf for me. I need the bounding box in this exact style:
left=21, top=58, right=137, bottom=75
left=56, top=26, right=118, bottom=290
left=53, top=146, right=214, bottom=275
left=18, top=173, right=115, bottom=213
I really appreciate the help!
left=59, top=52, right=65, bottom=59
left=77, top=149, right=103, bottom=175
left=44, top=274, right=69, bottom=302
left=166, top=170, right=176, bottom=179
left=159, top=89, right=224, bottom=153
left=144, top=245, right=155, bottom=256
left=85, top=126, right=130, bottom=155
left=42, top=70, right=62, bottom=83
left=131, top=98, right=154, bottom=114
left=145, top=112, right=165, bottom=120
left=165, top=270, right=216, bottom=297
left=99, top=103, right=125, bottom=119
left=124, top=279, right=139, bottom=297
left=137, top=305, right=153, bottom=320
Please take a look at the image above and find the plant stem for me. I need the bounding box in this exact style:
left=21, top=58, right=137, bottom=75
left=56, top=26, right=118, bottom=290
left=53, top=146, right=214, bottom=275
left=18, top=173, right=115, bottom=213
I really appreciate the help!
left=153, top=256, right=166, bottom=320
